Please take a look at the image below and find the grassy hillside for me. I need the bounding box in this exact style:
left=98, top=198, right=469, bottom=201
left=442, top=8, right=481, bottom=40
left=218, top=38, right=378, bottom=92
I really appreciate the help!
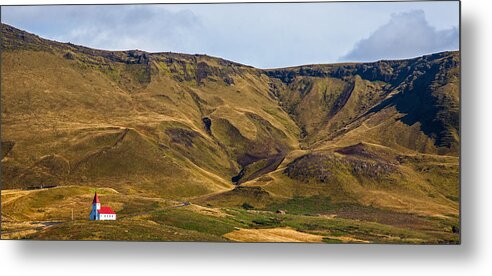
left=1, top=186, right=458, bottom=243
left=1, top=24, right=299, bottom=198
left=1, top=24, right=459, bottom=243
left=266, top=51, right=460, bottom=155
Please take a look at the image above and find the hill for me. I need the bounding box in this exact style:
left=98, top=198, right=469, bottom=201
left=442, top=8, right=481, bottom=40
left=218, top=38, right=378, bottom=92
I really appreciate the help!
left=1, top=24, right=460, bottom=243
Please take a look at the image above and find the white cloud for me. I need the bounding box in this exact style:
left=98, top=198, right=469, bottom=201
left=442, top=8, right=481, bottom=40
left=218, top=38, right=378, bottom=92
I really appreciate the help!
left=2, top=5, right=204, bottom=53
left=60, top=6, right=203, bottom=53
left=2, top=5, right=459, bottom=68
left=340, top=10, right=459, bottom=62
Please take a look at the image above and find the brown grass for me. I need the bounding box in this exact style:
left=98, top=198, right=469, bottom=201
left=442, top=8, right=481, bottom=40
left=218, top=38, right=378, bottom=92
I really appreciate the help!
left=223, top=227, right=324, bottom=243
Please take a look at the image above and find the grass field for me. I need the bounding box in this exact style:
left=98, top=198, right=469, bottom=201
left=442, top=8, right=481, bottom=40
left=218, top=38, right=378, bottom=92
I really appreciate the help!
left=1, top=186, right=459, bottom=243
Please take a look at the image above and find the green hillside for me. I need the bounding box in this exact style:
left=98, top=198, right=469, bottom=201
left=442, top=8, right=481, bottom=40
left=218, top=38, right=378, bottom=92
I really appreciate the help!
left=1, top=24, right=460, bottom=243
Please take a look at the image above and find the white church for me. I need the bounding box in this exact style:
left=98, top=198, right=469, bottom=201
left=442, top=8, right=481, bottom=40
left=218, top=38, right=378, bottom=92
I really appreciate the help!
left=89, top=192, right=116, bottom=221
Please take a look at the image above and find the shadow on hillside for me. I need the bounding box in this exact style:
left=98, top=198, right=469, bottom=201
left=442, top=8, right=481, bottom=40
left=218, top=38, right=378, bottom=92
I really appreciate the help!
left=365, top=56, right=457, bottom=149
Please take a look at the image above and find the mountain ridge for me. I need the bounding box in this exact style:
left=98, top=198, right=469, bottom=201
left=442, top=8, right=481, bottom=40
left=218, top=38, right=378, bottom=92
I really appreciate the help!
left=1, top=23, right=459, bottom=220
left=1, top=23, right=457, bottom=74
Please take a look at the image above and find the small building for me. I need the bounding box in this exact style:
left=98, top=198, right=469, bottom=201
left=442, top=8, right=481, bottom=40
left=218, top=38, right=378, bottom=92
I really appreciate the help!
left=89, top=192, right=116, bottom=221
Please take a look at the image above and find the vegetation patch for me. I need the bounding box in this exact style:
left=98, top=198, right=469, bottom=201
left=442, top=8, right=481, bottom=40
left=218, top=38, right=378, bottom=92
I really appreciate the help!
left=165, top=128, right=201, bottom=148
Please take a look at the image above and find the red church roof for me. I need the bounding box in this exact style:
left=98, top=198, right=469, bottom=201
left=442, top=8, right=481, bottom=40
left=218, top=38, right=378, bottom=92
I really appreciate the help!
left=92, top=192, right=100, bottom=204
left=98, top=206, right=116, bottom=215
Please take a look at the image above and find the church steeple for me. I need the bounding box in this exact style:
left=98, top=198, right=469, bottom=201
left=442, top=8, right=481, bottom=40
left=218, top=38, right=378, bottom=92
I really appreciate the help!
left=92, top=192, right=100, bottom=205
left=92, top=192, right=100, bottom=211
left=90, top=192, right=101, bottom=220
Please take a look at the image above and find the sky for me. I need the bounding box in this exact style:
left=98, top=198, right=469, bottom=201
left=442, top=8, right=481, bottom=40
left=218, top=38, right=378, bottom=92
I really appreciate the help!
left=1, top=1, right=459, bottom=69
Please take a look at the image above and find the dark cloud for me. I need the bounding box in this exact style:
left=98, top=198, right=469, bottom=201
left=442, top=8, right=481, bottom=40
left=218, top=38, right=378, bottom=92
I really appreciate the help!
left=341, top=10, right=459, bottom=62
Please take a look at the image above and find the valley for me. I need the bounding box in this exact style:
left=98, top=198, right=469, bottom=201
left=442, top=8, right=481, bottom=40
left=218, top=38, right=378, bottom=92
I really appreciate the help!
left=1, top=24, right=460, bottom=243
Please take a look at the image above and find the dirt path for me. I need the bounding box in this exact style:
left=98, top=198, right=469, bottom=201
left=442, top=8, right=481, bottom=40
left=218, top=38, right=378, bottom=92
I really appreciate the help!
left=1, top=221, right=63, bottom=239
left=118, top=201, right=190, bottom=220
left=1, top=189, right=32, bottom=205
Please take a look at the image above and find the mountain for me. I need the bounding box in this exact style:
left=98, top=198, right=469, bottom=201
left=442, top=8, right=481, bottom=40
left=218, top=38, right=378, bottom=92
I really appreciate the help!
left=0, top=24, right=460, bottom=243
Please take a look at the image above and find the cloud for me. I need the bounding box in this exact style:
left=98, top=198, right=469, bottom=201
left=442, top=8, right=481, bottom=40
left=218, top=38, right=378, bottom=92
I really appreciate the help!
left=340, top=10, right=459, bottom=62
left=2, top=5, right=459, bottom=68
left=2, top=5, right=204, bottom=53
